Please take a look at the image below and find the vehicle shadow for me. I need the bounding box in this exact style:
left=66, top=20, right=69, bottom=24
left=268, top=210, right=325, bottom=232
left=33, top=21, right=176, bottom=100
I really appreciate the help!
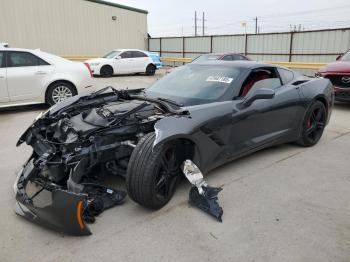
left=334, top=101, right=350, bottom=109
left=93, top=73, right=148, bottom=78
left=0, top=104, right=48, bottom=115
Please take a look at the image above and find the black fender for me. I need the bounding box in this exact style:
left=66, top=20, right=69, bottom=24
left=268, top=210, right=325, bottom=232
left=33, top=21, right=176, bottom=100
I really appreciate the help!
left=153, top=101, right=235, bottom=173
left=299, top=77, right=333, bottom=124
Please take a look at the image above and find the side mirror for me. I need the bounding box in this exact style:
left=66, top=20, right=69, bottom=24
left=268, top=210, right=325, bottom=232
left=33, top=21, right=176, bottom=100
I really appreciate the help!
left=241, top=88, right=275, bottom=107
left=115, top=56, right=122, bottom=60
left=336, top=54, right=342, bottom=61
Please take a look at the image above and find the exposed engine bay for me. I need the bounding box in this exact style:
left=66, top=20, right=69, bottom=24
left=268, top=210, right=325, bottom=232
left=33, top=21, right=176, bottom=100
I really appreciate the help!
left=14, top=87, right=223, bottom=235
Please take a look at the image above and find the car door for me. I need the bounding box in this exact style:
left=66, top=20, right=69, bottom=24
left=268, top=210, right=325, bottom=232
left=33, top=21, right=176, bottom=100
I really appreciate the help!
left=0, top=51, right=9, bottom=102
left=131, top=51, right=150, bottom=73
left=6, top=51, right=53, bottom=101
left=228, top=67, right=301, bottom=158
left=114, top=51, right=133, bottom=74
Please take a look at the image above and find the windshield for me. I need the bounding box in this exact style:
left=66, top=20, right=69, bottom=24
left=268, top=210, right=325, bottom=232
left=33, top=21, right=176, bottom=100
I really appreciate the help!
left=192, top=54, right=221, bottom=63
left=103, top=50, right=121, bottom=58
left=341, top=50, right=350, bottom=61
left=146, top=64, right=242, bottom=106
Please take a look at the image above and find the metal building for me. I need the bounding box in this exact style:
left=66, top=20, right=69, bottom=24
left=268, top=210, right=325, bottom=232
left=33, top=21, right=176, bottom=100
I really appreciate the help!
left=0, top=0, right=148, bottom=57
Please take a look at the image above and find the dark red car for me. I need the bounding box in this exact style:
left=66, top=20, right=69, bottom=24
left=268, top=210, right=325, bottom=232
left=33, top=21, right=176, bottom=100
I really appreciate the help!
left=192, top=53, right=250, bottom=63
left=166, top=53, right=250, bottom=74
left=318, top=49, right=350, bottom=102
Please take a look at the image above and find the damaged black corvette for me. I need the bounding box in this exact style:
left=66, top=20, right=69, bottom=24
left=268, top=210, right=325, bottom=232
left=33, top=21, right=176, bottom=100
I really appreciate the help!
left=14, top=61, right=333, bottom=235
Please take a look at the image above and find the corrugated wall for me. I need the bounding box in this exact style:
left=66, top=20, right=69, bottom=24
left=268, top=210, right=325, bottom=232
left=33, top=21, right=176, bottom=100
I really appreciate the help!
left=149, top=28, right=350, bottom=74
left=292, top=30, right=350, bottom=58
left=0, top=0, right=148, bottom=56
left=212, top=35, right=245, bottom=53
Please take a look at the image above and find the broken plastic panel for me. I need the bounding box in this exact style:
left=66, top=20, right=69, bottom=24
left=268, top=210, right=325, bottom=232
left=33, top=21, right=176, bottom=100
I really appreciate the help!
left=181, top=160, right=223, bottom=222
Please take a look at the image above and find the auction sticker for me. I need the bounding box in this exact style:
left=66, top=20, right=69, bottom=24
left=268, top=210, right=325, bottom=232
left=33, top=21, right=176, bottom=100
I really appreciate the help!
left=206, top=76, right=233, bottom=84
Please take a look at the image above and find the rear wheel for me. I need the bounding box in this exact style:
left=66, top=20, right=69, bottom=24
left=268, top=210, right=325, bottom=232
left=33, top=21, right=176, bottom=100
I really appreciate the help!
left=100, top=65, right=113, bottom=77
left=145, top=64, right=156, bottom=76
left=297, top=101, right=327, bottom=147
left=126, top=133, right=182, bottom=209
left=46, top=81, right=77, bottom=106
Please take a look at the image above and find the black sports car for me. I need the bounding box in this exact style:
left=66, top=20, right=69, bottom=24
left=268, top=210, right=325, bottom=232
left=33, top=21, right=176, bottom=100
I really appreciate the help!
left=14, top=61, right=333, bottom=235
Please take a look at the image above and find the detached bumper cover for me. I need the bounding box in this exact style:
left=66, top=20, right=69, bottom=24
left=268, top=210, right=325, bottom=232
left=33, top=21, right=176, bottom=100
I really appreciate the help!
left=14, top=159, right=92, bottom=236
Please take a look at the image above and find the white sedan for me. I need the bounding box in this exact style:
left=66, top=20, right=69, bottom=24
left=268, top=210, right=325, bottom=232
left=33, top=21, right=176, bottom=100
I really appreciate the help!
left=0, top=47, right=94, bottom=107
left=86, top=49, right=158, bottom=77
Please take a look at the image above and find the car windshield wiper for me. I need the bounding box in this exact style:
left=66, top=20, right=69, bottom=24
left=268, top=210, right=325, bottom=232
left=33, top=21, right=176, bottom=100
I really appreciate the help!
left=156, top=97, right=183, bottom=107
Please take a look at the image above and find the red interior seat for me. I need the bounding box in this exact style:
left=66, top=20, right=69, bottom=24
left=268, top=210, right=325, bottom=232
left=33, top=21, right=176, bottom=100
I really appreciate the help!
left=241, top=71, right=270, bottom=97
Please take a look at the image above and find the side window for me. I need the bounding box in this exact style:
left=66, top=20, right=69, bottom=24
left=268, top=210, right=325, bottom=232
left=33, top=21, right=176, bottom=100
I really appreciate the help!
left=222, top=55, right=233, bottom=61
left=240, top=68, right=282, bottom=97
left=8, top=52, right=40, bottom=67
left=132, top=51, right=147, bottom=58
left=278, top=68, right=294, bottom=84
left=0, top=52, right=4, bottom=68
left=38, top=57, right=50, bottom=66
left=232, top=54, right=247, bottom=60
left=120, top=51, right=132, bottom=59
left=248, top=79, right=281, bottom=95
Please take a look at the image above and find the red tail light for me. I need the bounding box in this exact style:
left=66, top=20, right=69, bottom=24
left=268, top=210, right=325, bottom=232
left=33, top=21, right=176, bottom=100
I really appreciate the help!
left=84, top=62, right=93, bottom=78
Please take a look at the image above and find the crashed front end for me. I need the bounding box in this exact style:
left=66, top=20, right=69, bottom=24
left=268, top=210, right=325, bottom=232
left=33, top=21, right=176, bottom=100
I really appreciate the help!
left=14, top=88, right=169, bottom=235
left=14, top=88, right=224, bottom=235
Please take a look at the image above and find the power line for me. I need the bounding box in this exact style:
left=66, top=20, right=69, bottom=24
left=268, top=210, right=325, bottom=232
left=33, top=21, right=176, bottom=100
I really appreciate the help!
left=206, top=4, right=350, bottom=31
left=152, top=4, right=350, bottom=36
left=259, top=4, right=350, bottom=19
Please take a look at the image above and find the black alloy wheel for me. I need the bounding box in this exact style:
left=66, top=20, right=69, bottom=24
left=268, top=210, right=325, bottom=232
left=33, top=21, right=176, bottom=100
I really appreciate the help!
left=154, top=144, right=180, bottom=201
left=298, top=101, right=327, bottom=147
left=126, top=133, right=182, bottom=209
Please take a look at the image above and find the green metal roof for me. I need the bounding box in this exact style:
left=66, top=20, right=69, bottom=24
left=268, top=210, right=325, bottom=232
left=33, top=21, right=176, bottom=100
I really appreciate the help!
left=84, top=0, right=148, bottom=14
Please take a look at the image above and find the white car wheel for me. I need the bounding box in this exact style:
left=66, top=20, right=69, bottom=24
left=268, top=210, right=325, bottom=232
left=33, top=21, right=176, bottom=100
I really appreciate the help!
left=46, top=82, right=77, bottom=106
left=52, top=86, right=73, bottom=103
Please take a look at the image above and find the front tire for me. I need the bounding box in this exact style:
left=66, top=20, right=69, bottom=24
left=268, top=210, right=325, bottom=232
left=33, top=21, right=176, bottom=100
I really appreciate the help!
left=126, top=133, right=182, bottom=209
left=145, top=64, right=156, bottom=76
left=297, top=100, right=327, bottom=147
left=100, top=65, right=113, bottom=77
left=46, top=81, right=77, bottom=106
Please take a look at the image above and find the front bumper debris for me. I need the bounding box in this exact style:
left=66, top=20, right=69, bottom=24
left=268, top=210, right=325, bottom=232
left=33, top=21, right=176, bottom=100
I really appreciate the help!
left=14, top=157, right=126, bottom=236
left=182, top=160, right=223, bottom=222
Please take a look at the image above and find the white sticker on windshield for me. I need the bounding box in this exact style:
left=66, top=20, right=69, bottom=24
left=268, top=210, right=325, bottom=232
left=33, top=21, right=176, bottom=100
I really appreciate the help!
left=206, top=76, right=233, bottom=84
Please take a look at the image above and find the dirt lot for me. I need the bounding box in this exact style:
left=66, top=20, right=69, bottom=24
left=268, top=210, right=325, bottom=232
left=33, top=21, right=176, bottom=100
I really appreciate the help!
left=0, top=71, right=349, bottom=262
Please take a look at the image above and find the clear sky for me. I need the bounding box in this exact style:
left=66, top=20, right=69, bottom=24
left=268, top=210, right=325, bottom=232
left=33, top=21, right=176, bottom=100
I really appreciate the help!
left=110, top=0, right=350, bottom=37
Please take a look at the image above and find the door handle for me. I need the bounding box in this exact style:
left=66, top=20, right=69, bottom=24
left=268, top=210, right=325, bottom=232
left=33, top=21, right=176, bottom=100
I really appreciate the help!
left=35, top=71, right=47, bottom=75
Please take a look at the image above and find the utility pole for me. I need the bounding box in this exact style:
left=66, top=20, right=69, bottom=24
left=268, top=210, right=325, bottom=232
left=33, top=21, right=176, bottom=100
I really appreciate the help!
left=254, top=16, right=258, bottom=34
left=202, top=12, right=205, bottom=36
left=194, top=11, right=197, bottom=36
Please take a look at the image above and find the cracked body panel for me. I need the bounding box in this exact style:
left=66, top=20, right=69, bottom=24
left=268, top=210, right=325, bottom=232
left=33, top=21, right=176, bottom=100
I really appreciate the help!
left=182, top=160, right=223, bottom=221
